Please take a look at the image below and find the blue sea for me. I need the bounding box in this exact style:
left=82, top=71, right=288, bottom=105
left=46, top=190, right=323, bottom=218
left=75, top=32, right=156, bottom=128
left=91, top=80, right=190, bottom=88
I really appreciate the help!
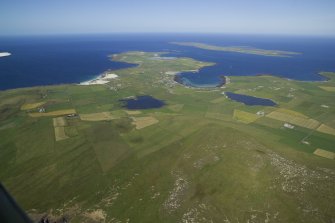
left=1, top=34, right=335, bottom=90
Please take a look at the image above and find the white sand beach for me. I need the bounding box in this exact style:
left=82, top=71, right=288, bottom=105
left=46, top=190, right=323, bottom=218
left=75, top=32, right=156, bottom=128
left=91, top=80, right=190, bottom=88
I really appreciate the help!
left=79, top=72, right=118, bottom=85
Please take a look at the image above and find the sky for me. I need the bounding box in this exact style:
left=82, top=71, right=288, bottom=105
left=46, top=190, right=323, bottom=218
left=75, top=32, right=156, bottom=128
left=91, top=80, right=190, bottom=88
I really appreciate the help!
left=1, top=0, right=335, bottom=36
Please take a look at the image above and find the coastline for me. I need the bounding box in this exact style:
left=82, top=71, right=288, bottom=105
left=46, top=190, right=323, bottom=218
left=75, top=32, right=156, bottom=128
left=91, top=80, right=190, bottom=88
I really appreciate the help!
left=217, top=75, right=227, bottom=88
left=79, top=71, right=118, bottom=85
left=173, top=72, right=227, bottom=89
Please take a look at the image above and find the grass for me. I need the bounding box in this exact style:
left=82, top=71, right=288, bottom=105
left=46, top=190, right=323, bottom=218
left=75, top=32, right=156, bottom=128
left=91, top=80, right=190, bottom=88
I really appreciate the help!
left=53, top=117, right=67, bottom=127
left=267, top=108, right=320, bottom=129
left=21, top=102, right=46, bottom=110
left=131, top=116, right=159, bottom=130
left=124, top=110, right=142, bottom=115
left=317, top=124, right=335, bottom=136
left=319, top=86, right=335, bottom=92
left=233, top=109, right=260, bottom=124
left=28, top=109, right=76, bottom=117
left=79, top=112, right=116, bottom=121
left=313, top=148, right=335, bottom=159
left=0, top=52, right=334, bottom=223
left=210, top=97, right=226, bottom=104
left=54, top=126, right=69, bottom=141
left=167, top=104, right=184, bottom=112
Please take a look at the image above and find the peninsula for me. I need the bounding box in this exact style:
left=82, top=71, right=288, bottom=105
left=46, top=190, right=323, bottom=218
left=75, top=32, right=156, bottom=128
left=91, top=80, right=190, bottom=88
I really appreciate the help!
left=172, top=42, right=300, bottom=57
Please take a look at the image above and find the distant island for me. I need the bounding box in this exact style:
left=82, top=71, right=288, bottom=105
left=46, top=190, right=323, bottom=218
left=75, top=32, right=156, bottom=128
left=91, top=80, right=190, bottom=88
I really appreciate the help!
left=172, top=42, right=300, bottom=57
left=0, top=52, right=11, bottom=57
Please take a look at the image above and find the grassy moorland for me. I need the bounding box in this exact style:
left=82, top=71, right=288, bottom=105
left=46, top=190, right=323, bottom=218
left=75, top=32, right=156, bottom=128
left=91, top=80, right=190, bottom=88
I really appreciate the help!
left=172, top=42, right=301, bottom=57
left=0, top=52, right=334, bottom=223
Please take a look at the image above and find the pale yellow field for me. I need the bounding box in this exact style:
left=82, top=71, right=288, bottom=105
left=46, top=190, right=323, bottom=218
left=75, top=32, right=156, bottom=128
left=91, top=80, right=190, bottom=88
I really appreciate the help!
left=54, top=127, right=69, bottom=141
left=313, top=149, right=335, bottom=159
left=52, top=117, right=68, bottom=141
left=233, top=109, right=260, bottom=124
left=210, top=97, right=226, bottom=104
left=21, top=102, right=46, bottom=110
left=124, top=110, right=142, bottom=115
left=53, top=117, right=67, bottom=127
left=132, top=116, right=159, bottom=129
left=266, top=109, right=320, bottom=129
left=317, top=124, right=335, bottom=136
left=167, top=104, right=184, bottom=112
left=276, top=108, right=308, bottom=118
left=80, top=112, right=116, bottom=121
left=319, top=86, right=335, bottom=92
left=29, top=109, right=76, bottom=117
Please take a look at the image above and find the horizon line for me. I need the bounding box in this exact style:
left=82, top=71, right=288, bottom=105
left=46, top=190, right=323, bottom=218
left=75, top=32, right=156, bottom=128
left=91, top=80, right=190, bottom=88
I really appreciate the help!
left=1, top=31, right=335, bottom=38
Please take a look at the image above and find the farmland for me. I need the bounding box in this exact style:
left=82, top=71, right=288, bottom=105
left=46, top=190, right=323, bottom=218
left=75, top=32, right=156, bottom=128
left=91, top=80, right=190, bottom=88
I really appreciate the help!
left=0, top=52, right=334, bottom=223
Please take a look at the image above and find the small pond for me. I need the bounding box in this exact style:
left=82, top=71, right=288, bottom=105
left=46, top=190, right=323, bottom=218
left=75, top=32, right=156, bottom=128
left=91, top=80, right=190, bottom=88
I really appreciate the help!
left=225, top=92, right=277, bottom=106
left=120, top=95, right=165, bottom=110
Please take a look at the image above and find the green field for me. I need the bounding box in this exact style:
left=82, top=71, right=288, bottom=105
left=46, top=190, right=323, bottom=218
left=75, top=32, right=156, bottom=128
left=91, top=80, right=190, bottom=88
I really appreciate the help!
left=0, top=51, right=334, bottom=223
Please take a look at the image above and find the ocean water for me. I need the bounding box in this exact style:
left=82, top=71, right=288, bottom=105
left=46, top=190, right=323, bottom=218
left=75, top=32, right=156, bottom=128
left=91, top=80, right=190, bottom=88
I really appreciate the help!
left=1, top=34, right=335, bottom=90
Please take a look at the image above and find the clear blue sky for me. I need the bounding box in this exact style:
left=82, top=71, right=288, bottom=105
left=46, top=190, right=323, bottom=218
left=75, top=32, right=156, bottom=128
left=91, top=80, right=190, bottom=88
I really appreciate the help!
left=1, top=0, right=335, bottom=36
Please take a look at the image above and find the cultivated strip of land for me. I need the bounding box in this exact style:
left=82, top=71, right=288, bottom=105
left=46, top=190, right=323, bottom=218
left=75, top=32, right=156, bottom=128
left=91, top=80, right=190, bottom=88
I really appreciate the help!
left=266, top=108, right=320, bottom=129
left=317, top=124, right=335, bottom=136
left=80, top=112, right=116, bottom=121
left=132, top=116, right=159, bottom=129
left=21, top=102, right=46, bottom=110
left=313, top=148, right=335, bottom=159
left=53, top=117, right=68, bottom=141
left=233, top=109, right=261, bottom=124
left=319, top=86, right=335, bottom=92
left=29, top=109, right=76, bottom=117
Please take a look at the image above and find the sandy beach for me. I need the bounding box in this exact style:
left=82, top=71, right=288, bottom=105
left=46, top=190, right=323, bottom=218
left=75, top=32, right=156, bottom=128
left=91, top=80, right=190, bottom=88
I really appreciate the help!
left=0, top=52, right=11, bottom=57
left=79, top=72, right=118, bottom=85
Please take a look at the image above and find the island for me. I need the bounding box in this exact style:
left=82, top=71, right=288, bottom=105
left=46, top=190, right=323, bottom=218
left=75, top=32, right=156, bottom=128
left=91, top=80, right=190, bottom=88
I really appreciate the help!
left=0, top=51, right=334, bottom=223
left=0, top=52, right=11, bottom=57
left=172, top=42, right=301, bottom=57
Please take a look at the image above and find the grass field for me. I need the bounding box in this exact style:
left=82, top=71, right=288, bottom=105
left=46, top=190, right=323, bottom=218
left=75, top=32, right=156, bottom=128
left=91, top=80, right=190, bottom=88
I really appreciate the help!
left=80, top=112, right=116, bottom=121
left=210, top=97, right=226, bottom=104
left=233, top=109, right=260, bottom=124
left=53, top=117, right=68, bottom=141
left=54, top=126, right=69, bottom=141
left=167, top=104, right=184, bottom=112
left=317, top=124, right=335, bottom=136
left=132, top=116, right=159, bottom=129
left=29, top=109, right=76, bottom=117
left=53, top=117, right=67, bottom=127
left=21, top=102, right=46, bottom=110
left=0, top=52, right=334, bottom=223
left=124, top=110, right=142, bottom=115
left=267, top=108, right=320, bottom=129
left=319, top=86, right=335, bottom=92
left=314, top=148, right=335, bottom=159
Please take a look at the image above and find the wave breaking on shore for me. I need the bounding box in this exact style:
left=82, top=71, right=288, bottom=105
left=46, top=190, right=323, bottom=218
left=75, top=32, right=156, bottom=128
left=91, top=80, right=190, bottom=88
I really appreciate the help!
left=0, top=52, right=11, bottom=57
